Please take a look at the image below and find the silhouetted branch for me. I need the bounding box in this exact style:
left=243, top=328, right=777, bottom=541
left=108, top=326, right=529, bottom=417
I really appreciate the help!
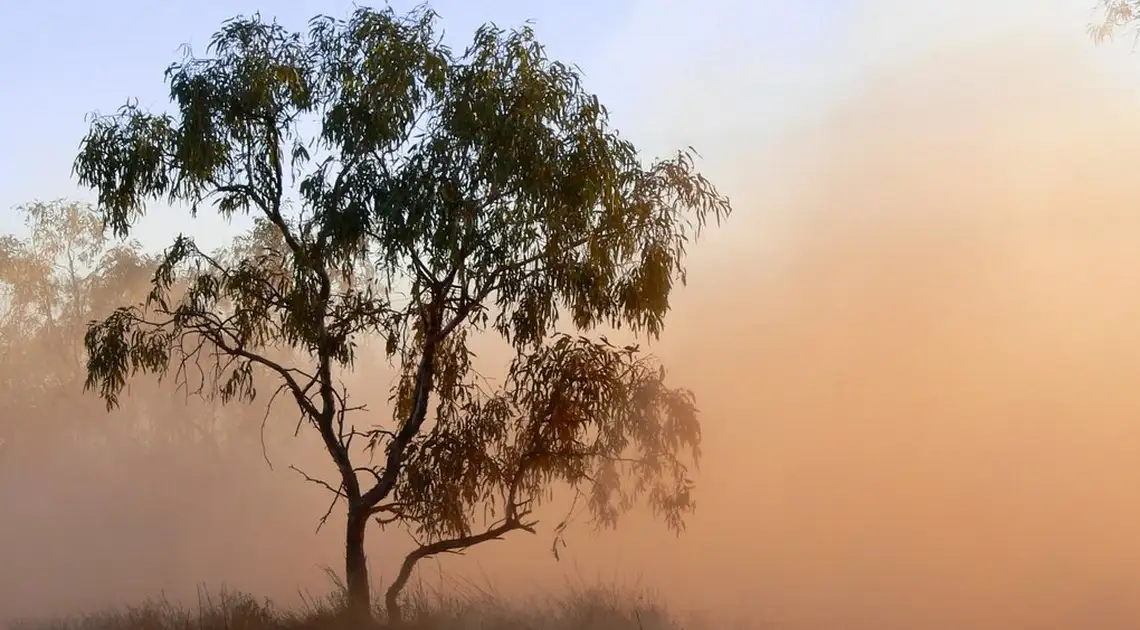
left=384, top=506, right=537, bottom=623
left=289, top=464, right=345, bottom=533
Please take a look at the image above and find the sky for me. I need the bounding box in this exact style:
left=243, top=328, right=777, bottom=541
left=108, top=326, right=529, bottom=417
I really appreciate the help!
left=0, top=0, right=863, bottom=252
left=0, top=0, right=1125, bottom=250
left=0, top=0, right=1131, bottom=254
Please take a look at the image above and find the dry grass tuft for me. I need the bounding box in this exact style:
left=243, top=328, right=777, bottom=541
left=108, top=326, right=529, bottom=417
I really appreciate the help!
left=7, top=582, right=686, bottom=630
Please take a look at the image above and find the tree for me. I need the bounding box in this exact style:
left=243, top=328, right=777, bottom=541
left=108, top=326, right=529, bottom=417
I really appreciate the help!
left=0, top=200, right=152, bottom=456
left=1089, top=1, right=1140, bottom=42
left=73, top=5, right=731, bottom=623
left=0, top=200, right=248, bottom=463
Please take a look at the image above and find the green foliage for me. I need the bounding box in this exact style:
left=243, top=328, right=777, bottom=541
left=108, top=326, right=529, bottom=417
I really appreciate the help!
left=72, top=3, right=730, bottom=615
left=396, top=334, right=700, bottom=545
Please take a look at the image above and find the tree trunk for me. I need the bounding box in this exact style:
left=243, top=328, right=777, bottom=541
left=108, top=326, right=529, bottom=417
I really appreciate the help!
left=344, top=505, right=373, bottom=626
left=382, top=549, right=426, bottom=626
left=384, top=568, right=409, bottom=626
left=384, top=584, right=404, bottom=626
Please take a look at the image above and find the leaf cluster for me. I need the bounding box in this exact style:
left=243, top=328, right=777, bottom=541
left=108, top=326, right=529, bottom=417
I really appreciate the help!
left=1090, top=1, right=1140, bottom=43
left=393, top=334, right=700, bottom=551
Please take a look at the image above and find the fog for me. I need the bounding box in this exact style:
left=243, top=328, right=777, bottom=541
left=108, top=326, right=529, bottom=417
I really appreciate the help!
left=9, top=8, right=1140, bottom=630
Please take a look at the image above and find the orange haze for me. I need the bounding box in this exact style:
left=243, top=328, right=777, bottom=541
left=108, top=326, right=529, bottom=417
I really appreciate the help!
left=8, top=24, right=1140, bottom=630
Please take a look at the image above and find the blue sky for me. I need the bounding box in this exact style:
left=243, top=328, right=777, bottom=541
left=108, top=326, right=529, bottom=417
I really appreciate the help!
left=0, top=0, right=855, bottom=252
left=0, top=0, right=1128, bottom=254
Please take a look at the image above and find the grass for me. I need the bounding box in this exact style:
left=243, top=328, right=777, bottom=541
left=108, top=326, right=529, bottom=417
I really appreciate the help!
left=6, top=581, right=687, bottom=630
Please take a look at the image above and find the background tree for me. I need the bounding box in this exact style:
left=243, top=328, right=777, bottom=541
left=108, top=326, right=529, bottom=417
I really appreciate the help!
left=0, top=200, right=148, bottom=458
left=0, top=199, right=256, bottom=462
left=1090, top=1, right=1140, bottom=42
left=0, top=200, right=328, bottom=611
left=74, top=5, right=731, bottom=623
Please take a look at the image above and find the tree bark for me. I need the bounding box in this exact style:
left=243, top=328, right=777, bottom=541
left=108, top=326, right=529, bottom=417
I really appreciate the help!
left=344, top=504, right=373, bottom=625
left=384, top=578, right=406, bottom=627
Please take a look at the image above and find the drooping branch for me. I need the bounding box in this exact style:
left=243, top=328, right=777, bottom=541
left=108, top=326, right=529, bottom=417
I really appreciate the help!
left=383, top=504, right=537, bottom=624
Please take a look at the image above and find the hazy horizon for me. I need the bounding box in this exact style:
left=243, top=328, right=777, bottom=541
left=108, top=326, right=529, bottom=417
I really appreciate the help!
left=8, top=0, right=1140, bottom=629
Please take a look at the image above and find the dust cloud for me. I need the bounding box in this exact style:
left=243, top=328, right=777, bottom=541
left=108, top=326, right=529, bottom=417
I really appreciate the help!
left=8, top=14, right=1140, bottom=630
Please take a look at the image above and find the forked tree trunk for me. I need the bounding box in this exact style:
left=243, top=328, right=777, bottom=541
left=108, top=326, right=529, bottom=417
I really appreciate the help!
left=344, top=504, right=373, bottom=625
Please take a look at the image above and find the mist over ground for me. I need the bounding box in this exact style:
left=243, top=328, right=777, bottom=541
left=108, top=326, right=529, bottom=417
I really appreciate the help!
left=8, top=2, right=1140, bottom=629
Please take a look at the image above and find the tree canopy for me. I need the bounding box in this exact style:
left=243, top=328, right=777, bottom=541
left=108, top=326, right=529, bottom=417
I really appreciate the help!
left=73, top=5, right=731, bottom=623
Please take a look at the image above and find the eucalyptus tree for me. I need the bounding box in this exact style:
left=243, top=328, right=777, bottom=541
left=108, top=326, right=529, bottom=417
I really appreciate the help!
left=74, top=5, right=731, bottom=622
left=0, top=200, right=152, bottom=454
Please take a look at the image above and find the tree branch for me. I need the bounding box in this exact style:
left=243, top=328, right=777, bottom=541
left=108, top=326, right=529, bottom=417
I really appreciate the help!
left=290, top=464, right=345, bottom=533
left=384, top=508, right=536, bottom=622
